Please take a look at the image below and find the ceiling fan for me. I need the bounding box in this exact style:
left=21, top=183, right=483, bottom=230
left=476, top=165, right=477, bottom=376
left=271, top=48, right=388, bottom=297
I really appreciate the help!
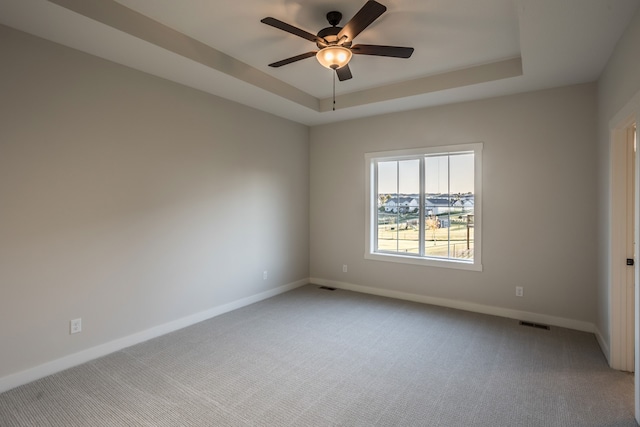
left=261, top=0, right=414, bottom=82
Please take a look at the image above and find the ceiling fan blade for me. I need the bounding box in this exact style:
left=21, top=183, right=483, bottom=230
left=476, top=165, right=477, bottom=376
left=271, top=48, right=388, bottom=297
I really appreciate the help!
left=336, top=64, right=353, bottom=81
left=337, top=1, right=387, bottom=42
left=351, top=44, right=414, bottom=58
left=261, top=17, right=324, bottom=44
left=268, top=51, right=317, bottom=68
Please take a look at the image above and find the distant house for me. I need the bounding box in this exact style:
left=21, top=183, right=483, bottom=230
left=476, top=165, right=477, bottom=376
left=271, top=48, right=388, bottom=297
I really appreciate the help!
left=425, top=198, right=451, bottom=215
left=453, top=198, right=474, bottom=209
left=383, top=195, right=474, bottom=216
left=384, top=197, right=418, bottom=213
left=383, top=199, right=396, bottom=213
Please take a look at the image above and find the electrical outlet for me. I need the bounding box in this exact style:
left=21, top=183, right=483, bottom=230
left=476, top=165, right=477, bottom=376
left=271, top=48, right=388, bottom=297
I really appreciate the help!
left=515, top=286, right=524, bottom=297
left=263, top=271, right=268, bottom=280
left=70, top=318, right=82, bottom=334
left=342, top=264, right=348, bottom=273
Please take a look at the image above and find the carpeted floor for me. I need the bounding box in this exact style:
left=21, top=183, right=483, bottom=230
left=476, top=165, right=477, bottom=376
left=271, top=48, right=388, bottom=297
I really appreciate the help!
left=0, top=285, right=636, bottom=426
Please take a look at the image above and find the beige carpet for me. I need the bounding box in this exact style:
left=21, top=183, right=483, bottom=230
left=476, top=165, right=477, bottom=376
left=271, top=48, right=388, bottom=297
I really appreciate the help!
left=0, top=285, right=635, bottom=426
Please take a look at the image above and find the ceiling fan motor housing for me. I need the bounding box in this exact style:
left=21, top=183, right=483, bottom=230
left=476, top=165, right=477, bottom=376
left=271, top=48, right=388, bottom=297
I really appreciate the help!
left=317, top=26, right=351, bottom=48
left=317, top=11, right=352, bottom=48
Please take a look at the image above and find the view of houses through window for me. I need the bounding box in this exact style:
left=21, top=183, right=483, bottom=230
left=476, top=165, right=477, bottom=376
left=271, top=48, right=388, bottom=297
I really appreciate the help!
left=375, top=151, right=475, bottom=262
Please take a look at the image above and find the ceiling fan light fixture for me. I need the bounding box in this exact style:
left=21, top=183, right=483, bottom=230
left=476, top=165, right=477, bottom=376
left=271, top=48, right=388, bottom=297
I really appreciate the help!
left=316, top=46, right=352, bottom=69
left=262, top=0, right=413, bottom=81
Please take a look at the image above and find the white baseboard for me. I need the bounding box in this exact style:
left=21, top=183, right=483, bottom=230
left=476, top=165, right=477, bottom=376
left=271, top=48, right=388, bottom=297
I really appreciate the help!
left=0, top=279, right=308, bottom=394
left=594, top=326, right=611, bottom=365
left=311, top=277, right=596, bottom=333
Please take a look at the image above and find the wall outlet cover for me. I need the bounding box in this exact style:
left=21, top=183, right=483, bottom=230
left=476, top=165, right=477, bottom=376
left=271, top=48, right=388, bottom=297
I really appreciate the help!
left=70, top=318, right=82, bottom=334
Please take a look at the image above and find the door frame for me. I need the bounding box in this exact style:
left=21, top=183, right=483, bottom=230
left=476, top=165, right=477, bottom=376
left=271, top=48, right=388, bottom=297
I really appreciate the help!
left=609, top=89, right=640, bottom=422
left=610, top=117, right=636, bottom=372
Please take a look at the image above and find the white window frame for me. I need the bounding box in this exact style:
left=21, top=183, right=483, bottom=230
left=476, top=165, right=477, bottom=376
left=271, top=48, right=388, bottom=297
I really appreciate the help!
left=365, top=143, right=483, bottom=271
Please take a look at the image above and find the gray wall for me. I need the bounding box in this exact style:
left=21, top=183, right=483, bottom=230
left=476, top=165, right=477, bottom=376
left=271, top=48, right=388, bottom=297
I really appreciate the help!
left=596, top=7, right=640, bottom=352
left=310, top=84, right=598, bottom=324
left=0, top=25, right=309, bottom=379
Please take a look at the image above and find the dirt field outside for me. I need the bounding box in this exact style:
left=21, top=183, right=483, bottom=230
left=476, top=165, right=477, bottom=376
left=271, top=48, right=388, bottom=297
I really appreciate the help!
left=377, top=218, right=474, bottom=259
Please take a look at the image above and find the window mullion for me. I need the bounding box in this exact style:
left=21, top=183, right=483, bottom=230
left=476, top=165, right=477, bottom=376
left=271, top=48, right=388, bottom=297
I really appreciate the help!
left=396, top=161, right=400, bottom=253
left=447, top=154, right=451, bottom=258
left=419, top=157, right=425, bottom=256
left=373, top=161, right=379, bottom=252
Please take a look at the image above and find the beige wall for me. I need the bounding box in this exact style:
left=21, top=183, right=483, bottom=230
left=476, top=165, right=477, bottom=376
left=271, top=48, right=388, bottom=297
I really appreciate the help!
left=596, top=7, right=640, bottom=353
left=0, top=25, right=309, bottom=379
left=310, top=84, right=598, bottom=324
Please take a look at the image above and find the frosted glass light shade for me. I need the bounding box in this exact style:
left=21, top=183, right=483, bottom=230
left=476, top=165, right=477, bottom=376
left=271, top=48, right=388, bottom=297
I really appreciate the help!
left=316, top=46, right=352, bottom=69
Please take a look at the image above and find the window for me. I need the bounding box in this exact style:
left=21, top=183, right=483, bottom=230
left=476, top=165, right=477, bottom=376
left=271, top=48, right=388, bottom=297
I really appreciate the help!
left=365, top=143, right=482, bottom=271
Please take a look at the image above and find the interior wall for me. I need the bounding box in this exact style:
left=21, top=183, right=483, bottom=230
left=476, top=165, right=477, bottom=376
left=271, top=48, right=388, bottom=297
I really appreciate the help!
left=0, top=25, right=309, bottom=379
left=310, top=84, right=597, bottom=325
left=596, top=7, right=640, bottom=357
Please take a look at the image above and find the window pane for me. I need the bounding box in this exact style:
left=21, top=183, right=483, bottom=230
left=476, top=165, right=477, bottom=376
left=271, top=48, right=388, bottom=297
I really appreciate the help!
left=377, top=159, right=419, bottom=254
left=377, top=161, right=398, bottom=252
left=425, top=155, right=449, bottom=194
left=424, top=155, right=449, bottom=258
left=423, top=153, right=475, bottom=260
left=449, top=153, right=474, bottom=260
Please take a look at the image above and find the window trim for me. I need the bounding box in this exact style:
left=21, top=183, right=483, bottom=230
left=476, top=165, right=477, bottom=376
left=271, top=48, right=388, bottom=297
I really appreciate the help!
left=365, top=143, right=483, bottom=271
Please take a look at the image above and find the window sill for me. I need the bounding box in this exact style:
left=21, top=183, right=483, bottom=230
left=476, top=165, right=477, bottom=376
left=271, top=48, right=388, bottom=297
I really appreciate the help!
left=364, top=251, right=483, bottom=272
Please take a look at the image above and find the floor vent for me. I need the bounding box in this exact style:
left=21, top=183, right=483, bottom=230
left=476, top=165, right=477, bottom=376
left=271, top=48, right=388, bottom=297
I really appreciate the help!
left=318, top=286, right=337, bottom=291
left=519, top=321, right=550, bottom=330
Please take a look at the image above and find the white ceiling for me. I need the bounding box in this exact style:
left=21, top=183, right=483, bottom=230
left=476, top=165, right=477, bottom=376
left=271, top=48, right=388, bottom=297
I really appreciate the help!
left=0, top=0, right=638, bottom=125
